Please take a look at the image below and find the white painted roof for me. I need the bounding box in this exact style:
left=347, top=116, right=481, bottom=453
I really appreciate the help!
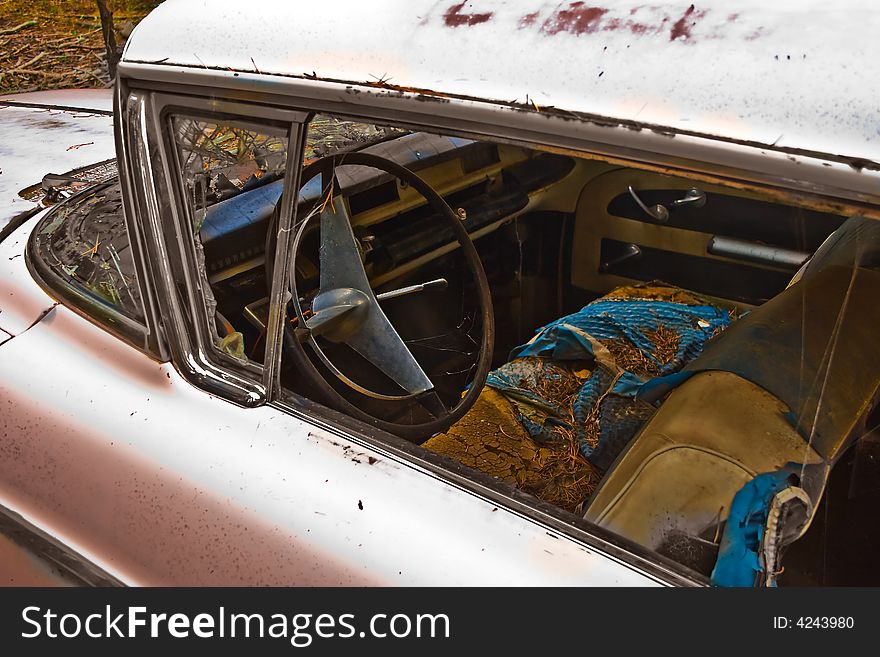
left=124, top=0, right=879, bottom=167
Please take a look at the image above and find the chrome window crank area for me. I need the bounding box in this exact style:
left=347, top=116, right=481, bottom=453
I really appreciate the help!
left=627, top=186, right=707, bottom=223
left=599, top=243, right=641, bottom=273
left=670, top=187, right=707, bottom=210
left=628, top=185, right=669, bottom=223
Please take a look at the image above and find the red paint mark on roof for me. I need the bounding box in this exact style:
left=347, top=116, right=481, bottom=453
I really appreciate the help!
left=444, top=1, right=494, bottom=27
left=520, top=5, right=757, bottom=44
left=541, top=2, right=609, bottom=36
left=745, top=26, right=766, bottom=41
left=670, top=4, right=707, bottom=41
left=519, top=11, right=540, bottom=29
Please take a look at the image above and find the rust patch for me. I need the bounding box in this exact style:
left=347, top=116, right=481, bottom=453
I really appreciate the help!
left=443, top=1, right=494, bottom=27
left=745, top=26, right=766, bottom=41
left=670, top=4, right=707, bottom=41
left=532, top=4, right=720, bottom=42
left=627, top=19, right=649, bottom=35
left=541, top=3, right=608, bottom=36
left=518, top=11, right=540, bottom=29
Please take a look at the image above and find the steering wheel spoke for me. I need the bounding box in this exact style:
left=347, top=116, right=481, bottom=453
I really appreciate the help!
left=313, top=197, right=433, bottom=396
left=341, top=306, right=434, bottom=396
left=275, top=151, right=494, bottom=442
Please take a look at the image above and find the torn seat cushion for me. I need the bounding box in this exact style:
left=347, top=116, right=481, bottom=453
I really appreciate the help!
left=583, top=370, right=824, bottom=567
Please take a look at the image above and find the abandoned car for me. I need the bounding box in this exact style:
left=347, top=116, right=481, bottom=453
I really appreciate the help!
left=1, top=0, right=879, bottom=586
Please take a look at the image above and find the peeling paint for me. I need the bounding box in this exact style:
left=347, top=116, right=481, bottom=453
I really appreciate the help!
left=527, top=3, right=730, bottom=42
left=541, top=3, right=608, bottom=36
left=443, top=1, right=493, bottom=27
left=22, top=303, right=59, bottom=334
left=518, top=11, right=540, bottom=29
left=670, top=4, right=706, bottom=41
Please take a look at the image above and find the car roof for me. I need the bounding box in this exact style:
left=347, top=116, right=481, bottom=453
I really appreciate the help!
left=123, top=0, right=879, bottom=171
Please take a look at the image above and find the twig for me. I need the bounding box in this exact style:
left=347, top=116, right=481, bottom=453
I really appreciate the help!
left=0, top=21, right=37, bottom=36
left=17, top=52, right=46, bottom=70
left=73, top=67, right=108, bottom=86
left=59, top=44, right=106, bottom=51
left=6, top=84, right=40, bottom=93
left=2, top=43, right=32, bottom=59
left=2, top=68, right=67, bottom=78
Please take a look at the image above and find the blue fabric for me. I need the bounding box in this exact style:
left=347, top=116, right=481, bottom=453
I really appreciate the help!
left=487, top=297, right=731, bottom=463
left=511, top=299, right=729, bottom=368
left=711, top=464, right=802, bottom=587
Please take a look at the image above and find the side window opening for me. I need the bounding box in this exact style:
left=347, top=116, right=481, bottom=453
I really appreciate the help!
left=159, top=103, right=879, bottom=586
left=171, top=116, right=289, bottom=365
left=168, top=113, right=401, bottom=368
left=268, top=111, right=879, bottom=587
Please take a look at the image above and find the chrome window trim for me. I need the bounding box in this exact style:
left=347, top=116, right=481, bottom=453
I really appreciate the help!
left=263, top=123, right=307, bottom=399
left=158, top=105, right=292, bottom=389
left=119, top=88, right=306, bottom=406
left=0, top=503, right=123, bottom=587
left=115, top=80, right=168, bottom=361
left=155, top=95, right=307, bottom=402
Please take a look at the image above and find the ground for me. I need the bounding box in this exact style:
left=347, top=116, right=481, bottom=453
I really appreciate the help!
left=0, top=1, right=161, bottom=95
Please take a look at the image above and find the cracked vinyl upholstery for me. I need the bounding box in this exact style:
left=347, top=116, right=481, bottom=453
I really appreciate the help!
left=424, top=387, right=602, bottom=513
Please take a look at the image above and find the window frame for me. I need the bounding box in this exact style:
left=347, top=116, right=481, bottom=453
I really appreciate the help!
left=163, top=110, right=293, bottom=371
left=119, top=85, right=308, bottom=406
left=25, top=181, right=156, bottom=357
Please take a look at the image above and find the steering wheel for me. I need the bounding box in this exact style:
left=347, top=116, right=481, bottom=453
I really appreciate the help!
left=266, top=152, right=494, bottom=442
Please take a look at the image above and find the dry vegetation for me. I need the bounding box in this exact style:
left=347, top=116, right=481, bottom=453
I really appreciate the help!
left=0, top=1, right=161, bottom=94
left=603, top=325, right=681, bottom=378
